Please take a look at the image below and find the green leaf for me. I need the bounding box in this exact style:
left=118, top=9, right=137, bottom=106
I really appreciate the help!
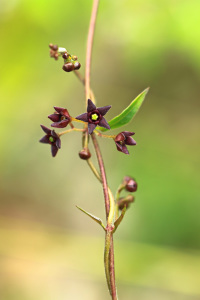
left=76, top=205, right=106, bottom=230
left=100, top=87, right=149, bottom=132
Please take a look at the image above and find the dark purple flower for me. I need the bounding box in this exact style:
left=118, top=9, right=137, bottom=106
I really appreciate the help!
left=76, top=99, right=111, bottom=134
left=114, top=131, right=136, bottom=154
left=39, top=125, right=61, bottom=157
left=48, top=107, right=71, bottom=128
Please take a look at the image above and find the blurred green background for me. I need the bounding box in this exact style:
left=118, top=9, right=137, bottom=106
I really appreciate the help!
left=0, top=0, right=200, bottom=299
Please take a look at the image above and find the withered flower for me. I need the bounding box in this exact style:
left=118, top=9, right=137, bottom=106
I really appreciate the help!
left=39, top=125, right=61, bottom=157
left=114, top=131, right=136, bottom=154
left=76, top=99, right=111, bottom=134
left=49, top=44, right=59, bottom=60
left=48, top=107, right=71, bottom=128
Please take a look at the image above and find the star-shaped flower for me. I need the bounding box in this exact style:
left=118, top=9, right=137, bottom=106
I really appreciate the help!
left=39, top=125, right=61, bottom=157
left=48, top=107, right=71, bottom=128
left=114, top=131, right=136, bottom=154
left=76, top=99, right=111, bottom=134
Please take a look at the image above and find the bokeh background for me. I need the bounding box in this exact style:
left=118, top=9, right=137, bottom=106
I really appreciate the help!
left=0, top=0, right=200, bottom=299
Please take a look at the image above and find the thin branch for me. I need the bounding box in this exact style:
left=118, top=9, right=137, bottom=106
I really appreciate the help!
left=85, top=0, right=100, bottom=103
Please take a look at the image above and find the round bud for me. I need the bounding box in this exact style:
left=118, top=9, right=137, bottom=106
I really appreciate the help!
left=74, top=62, right=81, bottom=70
left=49, top=43, right=53, bottom=49
left=62, top=63, right=74, bottom=72
left=79, top=149, right=91, bottom=160
left=126, top=179, right=137, bottom=192
left=52, top=44, right=58, bottom=51
left=62, top=53, right=69, bottom=59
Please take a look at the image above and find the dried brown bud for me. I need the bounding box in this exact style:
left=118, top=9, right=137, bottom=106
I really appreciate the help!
left=62, top=63, right=74, bottom=72
left=79, top=148, right=91, bottom=160
left=118, top=195, right=134, bottom=210
left=52, top=44, right=58, bottom=51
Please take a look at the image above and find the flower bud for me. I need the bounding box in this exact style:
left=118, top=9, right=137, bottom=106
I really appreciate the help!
left=62, top=63, right=74, bottom=72
left=79, top=148, right=91, bottom=160
left=62, top=53, right=69, bottom=59
left=125, top=178, right=137, bottom=192
left=74, top=62, right=81, bottom=70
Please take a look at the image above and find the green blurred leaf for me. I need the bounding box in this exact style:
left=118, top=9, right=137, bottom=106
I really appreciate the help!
left=100, top=88, right=149, bottom=132
left=76, top=205, right=105, bottom=230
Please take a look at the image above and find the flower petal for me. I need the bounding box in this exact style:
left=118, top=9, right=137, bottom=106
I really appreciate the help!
left=125, top=136, right=136, bottom=145
left=87, top=99, right=96, bottom=112
left=54, top=106, right=65, bottom=114
left=51, top=119, right=70, bottom=128
left=115, top=142, right=123, bottom=152
left=98, top=105, right=111, bottom=116
left=122, top=145, right=129, bottom=154
left=51, top=130, right=58, bottom=138
left=98, top=117, right=110, bottom=130
left=48, top=113, right=60, bottom=122
left=115, top=132, right=125, bottom=142
left=122, top=131, right=135, bottom=137
left=40, top=125, right=51, bottom=134
left=39, top=135, right=50, bottom=144
left=88, top=123, right=97, bottom=134
left=51, top=144, right=58, bottom=157
left=56, top=137, right=61, bottom=149
left=76, top=113, right=88, bottom=122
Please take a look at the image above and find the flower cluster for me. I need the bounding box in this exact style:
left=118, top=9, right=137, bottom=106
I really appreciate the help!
left=62, top=53, right=81, bottom=72
left=49, top=43, right=81, bottom=72
left=40, top=106, right=72, bottom=157
left=39, top=100, right=137, bottom=157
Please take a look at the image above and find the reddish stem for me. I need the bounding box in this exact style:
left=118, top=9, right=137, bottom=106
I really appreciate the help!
left=91, top=133, right=110, bottom=218
left=85, top=0, right=100, bottom=103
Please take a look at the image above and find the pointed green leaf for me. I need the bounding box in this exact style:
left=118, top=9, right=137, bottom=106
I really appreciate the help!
left=76, top=205, right=106, bottom=230
left=100, top=88, right=149, bottom=132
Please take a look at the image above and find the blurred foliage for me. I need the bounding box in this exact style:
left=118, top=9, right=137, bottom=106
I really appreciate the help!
left=0, top=0, right=200, bottom=299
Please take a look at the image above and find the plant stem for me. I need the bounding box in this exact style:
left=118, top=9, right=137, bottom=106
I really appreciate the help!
left=91, top=133, right=110, bottom=218
left=85, top=0, right=100, bottom=104
left=85, top=1, right=118, bottom=299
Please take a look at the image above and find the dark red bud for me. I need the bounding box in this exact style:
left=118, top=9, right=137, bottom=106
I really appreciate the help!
left=62, top=53, right=69, bottom=59
left=126, top=179, right=137, bottom=192
left=79, top=148, right=91, bottom=160
left=74, top=62, right=81, bottom=70
left=62, top=63, right=74, bottom=72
